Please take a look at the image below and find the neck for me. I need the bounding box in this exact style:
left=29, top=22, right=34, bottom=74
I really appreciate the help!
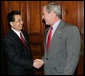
left=51, top=17, right=60, bottom=26
left=11, top=27, right=21, bottom=32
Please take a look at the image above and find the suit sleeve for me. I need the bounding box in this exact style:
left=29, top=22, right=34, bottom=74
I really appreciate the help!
left=3, top=39, right=33, bottom=70
left=41, top=29, right=48, bottom=62
left=63, top=26, right=81, bottom=75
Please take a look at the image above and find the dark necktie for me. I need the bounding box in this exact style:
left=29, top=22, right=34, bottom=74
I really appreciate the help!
left=47, top=26, right=53, bottom=52
left=20, top=33, right=28, bottom=48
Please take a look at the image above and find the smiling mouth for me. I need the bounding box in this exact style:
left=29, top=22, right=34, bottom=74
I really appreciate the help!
left=42, top=19, right=46, bottom=24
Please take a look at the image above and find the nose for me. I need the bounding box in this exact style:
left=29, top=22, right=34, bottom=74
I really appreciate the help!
left=21, top=20, right=23, bottom=24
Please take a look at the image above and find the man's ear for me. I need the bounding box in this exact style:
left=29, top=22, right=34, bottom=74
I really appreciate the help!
left=51, top=10, right=56, bottom=17
left=10, top=22, right=13, bottom=26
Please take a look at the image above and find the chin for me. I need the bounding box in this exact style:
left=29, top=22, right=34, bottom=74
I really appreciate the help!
left=19, top=28, right=22, bottom=31
left=20, top=27, right=22, bottom=29
left=46, top=22, right=48, bottom=25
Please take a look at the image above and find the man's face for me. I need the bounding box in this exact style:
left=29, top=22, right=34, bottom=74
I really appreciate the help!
left=10, top=15, right=23, bottom=31
left=42, top=7, right=52, bottom=25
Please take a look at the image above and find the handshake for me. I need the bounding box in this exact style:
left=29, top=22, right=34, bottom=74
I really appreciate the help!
left=33, top=59, right=44, bottom=69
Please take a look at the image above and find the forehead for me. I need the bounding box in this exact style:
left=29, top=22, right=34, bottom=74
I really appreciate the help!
left=42, top=7, right=47, bottom=12
left=14, top=15, right=22, bottom=19
left=42, top=7, right=48, bottom=14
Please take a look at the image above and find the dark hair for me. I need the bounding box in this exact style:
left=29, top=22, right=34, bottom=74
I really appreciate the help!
left=7, top=11, right=21, bottom=28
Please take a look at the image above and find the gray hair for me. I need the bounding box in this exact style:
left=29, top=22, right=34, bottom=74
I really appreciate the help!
left=44, top=2, right=61, bottom=18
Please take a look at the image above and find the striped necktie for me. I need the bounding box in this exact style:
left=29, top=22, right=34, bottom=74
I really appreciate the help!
left=20, top=33, right=28, bottom=48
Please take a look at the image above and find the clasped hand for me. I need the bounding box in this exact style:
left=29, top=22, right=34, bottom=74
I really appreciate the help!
left=33, top=59, right=44, bottom=69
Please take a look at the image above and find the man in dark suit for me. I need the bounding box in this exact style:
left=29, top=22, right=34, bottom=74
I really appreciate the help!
left=2, top=11, right=35, bottom=75
left=34, top=2, right=81, bottom=75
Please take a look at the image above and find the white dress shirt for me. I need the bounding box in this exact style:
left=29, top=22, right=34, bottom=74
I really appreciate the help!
left=11, top=28, right=25, bottom=40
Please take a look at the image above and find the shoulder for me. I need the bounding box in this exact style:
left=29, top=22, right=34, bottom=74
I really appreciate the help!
left=62, top=21, right=79, bottom=32
left=2, top=30, right=13, bottom=44
left=3, top=29, right=12, bottom=39
left=62, top=21, right=80, bottom=38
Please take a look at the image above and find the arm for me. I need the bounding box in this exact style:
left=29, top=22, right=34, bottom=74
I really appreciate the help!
left=63, top=26, right=81, bottom=75
left=3, top=39, right=33, bottom=70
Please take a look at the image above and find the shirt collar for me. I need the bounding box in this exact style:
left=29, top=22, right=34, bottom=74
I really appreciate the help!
left=52, top=19, right=61, bottom=30
left=11, top=28, right=21, bottom=38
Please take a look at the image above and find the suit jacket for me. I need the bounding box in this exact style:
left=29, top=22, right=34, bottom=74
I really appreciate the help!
left=43, top=20, right=81, bottom=75
left=2, top=29, right=34, bottom=75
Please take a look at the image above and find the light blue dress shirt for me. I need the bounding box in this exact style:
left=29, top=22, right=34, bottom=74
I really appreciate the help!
left=46, top=19, right=61, bottom=44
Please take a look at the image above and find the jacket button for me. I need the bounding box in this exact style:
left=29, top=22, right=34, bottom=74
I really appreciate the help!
left=46, top=58, right=48, bottom=60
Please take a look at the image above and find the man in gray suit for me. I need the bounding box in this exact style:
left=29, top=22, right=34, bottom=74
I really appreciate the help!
left=34, top=2, right=81, bottom=75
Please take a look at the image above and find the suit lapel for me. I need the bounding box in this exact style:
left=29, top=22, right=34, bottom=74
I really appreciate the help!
left=10, top=29, right=22, bottom=42
left=48, top=20, right=65, bottom=53
left=52, top=20, right=64, bottom=40
left=10, top=29, right=28, bottom=47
